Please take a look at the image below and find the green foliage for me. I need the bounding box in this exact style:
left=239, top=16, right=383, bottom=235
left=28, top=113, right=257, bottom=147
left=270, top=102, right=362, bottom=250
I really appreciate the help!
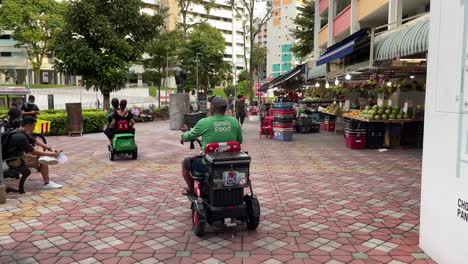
left=238, top=70, right=250, bottom=83
left=223, top=85, right=236, bottom=98
left=153, top=107, right=169, bottom=119
left=291, top=0, right=315, bottom=61
left=181, top=24, right=230, bottom=93
left=53, top=0, right=164, bottom=109
left=251, top=46, right=267, bottom=77
left=149, top=87, right=157, bottom=97
left=36, top=110, right=107, bottom=136
left=211, top=88, right=226, bottom=98
left=143, top=30, right=184, bottom=87
left=0, top=0, right=67, bottom=83
left=236, top=80, right=251, bottom=97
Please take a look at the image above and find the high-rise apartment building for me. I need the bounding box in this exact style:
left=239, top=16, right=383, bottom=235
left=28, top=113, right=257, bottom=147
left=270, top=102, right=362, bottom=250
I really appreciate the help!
left=256, top=24, right=268, bottom=48
left=266, top=0, right=304, bottom=78
left=186, top=0, right=249, bottom=84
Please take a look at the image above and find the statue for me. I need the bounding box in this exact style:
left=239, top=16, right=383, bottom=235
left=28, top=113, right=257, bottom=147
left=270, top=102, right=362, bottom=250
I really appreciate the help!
left=173, top=64, right=187, bottom=93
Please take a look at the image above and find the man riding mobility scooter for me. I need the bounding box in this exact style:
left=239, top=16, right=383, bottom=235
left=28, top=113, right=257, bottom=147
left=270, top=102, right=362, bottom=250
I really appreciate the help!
left=108, top=114, right=137, bottom=161
left=183, top=140, right=260, bottom=236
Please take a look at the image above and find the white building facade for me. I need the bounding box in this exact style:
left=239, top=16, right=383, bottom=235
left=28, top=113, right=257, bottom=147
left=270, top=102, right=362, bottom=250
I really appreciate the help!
left=186, top=0, right=250, bottom=85
left=266, top=0, right=303, bottom=78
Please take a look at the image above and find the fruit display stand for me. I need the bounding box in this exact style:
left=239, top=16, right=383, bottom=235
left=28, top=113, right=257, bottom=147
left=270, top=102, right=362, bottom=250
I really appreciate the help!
left=272, top=103, right=294, bottom=141
left=343, top=116, right=415, bottom=148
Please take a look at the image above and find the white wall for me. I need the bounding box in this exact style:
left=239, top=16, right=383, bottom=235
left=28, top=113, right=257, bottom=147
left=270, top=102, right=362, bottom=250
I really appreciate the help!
left=420, top=1, right=468, bottom=263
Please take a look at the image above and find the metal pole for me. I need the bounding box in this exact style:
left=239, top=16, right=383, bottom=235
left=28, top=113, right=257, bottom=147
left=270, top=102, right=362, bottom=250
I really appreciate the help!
left=196, top=53, right=199, bottom=94
left=26, top=50, right=30, bottom=94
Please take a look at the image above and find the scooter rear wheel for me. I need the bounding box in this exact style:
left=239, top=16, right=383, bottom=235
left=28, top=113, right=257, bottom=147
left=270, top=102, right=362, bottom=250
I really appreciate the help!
left=244, top=195, right=260, bottom=230
left=109, top=151, right=115, bottom=161
left=192, top=208, right=205, bottom=236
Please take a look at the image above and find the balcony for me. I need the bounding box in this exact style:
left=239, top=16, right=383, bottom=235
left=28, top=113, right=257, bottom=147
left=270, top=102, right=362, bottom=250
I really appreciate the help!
left=319, top=0, right=329, bottom=15
left=358, top=0, right=388, bottom=21
left=318, top=25, right=328, bottom=48
left=333, top=5, right=351, bottom=37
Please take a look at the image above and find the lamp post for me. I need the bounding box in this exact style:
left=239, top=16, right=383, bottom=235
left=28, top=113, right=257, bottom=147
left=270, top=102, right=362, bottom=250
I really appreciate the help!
left=195, top=53, right=203, bottom=94
left=20, top=44, right=32, bottom=94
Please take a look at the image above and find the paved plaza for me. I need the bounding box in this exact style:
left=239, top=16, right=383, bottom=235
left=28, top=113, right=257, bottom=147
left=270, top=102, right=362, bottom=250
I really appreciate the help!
left=0, top=121, right=433, bottom=264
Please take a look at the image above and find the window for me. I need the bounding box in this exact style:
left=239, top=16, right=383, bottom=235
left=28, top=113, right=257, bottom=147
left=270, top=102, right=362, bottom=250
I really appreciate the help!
left=336, top=0, right=351, bottom=14
left=282, top=63, right=292, bottom=71
left=0, top=35, right=10, bottom=39
left=282, top=53, right=292, bottom=62
left=272, top=73, right=280, bottom=78
left=237, top=31, right=244, bottom=36
left=0, top=52, right=11, bottom=57
left=236, top=43, right=244, bottom=47
left=237, top=55, right=243, bottom=59
left=272, top=64, right=280, bottom=72
left=224, top=54, right=232, bottom=59
left=282, top=44, right=292, bottom=53
left=226, top=42, right=232, bottom=47
left=236, top=66, right=244, bottom=70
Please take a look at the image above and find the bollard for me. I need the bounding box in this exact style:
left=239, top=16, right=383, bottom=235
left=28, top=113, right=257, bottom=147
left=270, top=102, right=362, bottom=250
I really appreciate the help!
left=48, top=94, right=54, bottom=110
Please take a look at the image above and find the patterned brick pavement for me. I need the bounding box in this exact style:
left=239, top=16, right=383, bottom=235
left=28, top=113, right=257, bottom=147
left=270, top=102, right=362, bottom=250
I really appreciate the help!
left=0, top=121, right=433, bottom=264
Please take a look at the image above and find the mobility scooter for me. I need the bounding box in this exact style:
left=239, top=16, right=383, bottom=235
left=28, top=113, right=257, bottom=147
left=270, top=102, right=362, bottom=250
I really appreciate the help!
left=183, top=141, right=260, bottom=236
left=108, top=119, right=137, bottom=161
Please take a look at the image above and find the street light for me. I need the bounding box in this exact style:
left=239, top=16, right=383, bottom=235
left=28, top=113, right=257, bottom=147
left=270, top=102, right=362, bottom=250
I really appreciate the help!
left=195, top=53, right=203, bottom=94
left=20, top=44, right=32, bottom=94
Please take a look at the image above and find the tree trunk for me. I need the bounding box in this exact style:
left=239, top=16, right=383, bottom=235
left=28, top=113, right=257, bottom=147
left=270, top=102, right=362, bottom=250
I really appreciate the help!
left=103, top=93, right=110, bottom=110
left=34, top=68, right=40, bottom=85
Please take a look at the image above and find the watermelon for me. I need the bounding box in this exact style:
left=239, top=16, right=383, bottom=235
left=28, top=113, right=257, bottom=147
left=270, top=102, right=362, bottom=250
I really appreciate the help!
left=372, top=105, right=379, bottom=110
left=365, top=106, right=371, bottom=111
left=385, top=109, right=391, bottom=115
left=382, top=114, right=388, bottom=120
left=368, top=115, right=375, bottom=120
left=378, top=109, right=384, bottom=115
left=393, top=106, right=400, bottom=111
left=397, top=114, right=403, bottom=119
left=374, top=115, right=381, bottom=120
left=389, top=114, right=396, bottom=119
left=403, top=114, right=409, bottom=119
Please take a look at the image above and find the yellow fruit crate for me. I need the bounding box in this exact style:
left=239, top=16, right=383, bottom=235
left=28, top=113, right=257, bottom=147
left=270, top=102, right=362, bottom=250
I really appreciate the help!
left=33, top=120, right=51, bottom=134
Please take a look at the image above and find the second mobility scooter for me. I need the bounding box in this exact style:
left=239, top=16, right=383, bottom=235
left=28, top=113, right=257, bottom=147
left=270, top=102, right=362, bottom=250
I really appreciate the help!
left=108, top=118, right=137, bottom=161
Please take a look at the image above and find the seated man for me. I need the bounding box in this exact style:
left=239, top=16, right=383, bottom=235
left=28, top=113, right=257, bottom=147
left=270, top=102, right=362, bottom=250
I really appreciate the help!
left=5, top=116, right=63, bottom=190
left=4, top=103, right=21, bottom=128
left=181, top=96, right=243, bottom=195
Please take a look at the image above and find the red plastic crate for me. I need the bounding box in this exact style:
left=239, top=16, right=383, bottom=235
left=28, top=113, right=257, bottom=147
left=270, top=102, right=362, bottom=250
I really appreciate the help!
left=345, top=135, right=367, bottom=149
left=273, top=109, right=294, bottom=116
left=323, top=122, right=335, bottom=132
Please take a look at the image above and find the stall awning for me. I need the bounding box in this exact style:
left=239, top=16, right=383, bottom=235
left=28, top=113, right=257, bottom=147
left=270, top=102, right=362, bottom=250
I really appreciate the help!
left=316, top=29, right=369, bottom=66
left=259, top=64, right=305, bottom=92
left=307, top=64, right=326, bottom=81
left=375, top=15, right=429, bottom=61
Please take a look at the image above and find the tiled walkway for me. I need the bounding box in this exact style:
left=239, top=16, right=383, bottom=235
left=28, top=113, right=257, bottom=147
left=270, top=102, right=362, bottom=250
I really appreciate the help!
left=0, top=121, right=432, bottom=264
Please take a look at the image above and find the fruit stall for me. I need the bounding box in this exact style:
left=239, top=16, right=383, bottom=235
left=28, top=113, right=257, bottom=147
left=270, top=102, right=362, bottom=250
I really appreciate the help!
left=341, top=104, right=424, bottom=149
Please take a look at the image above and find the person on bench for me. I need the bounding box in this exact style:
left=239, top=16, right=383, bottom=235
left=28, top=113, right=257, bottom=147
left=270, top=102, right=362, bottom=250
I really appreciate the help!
left=4, top=116, right=63, bottom=190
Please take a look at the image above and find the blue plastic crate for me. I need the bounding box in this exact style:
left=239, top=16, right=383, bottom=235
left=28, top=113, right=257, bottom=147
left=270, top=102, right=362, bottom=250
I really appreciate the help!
left=273, top=102, right=293, bottom=109
left=274, top=131, right=294, bottom=141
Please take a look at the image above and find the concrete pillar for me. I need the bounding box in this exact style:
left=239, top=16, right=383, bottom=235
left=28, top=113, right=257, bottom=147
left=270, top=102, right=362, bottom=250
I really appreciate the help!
left=388, top=0, right=403, bottom=30
left=30, top=70, right=35, bottom=85
left=0, top=71, right=5, bottom=84
left=327, top=0, right=336, bottom=46
left=350, top=0, right=360, bottom=34
left=137, top=74, right=143, bottom=87
left=169, top=93, right=190, bottom=130
left=314, top=0, right=321, bottom=60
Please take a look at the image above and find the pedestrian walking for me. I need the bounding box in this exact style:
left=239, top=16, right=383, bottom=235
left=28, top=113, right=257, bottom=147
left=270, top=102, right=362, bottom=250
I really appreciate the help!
left=235, top=95, right=246, bottom=127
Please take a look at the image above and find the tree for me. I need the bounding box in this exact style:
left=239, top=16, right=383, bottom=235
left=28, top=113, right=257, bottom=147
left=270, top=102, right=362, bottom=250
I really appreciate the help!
left=291, top=0, right=315, bottom=61
left=236, top=80, right=250, bottom=96
left=251, top=45, right=267, bottom=77
left=238, top=70, right=250, bottom=82
left=143, top=30, right=184, bottom=87
left=180, top=24, right=230, bottom=94
left=0, top=0, right=67, bottom=84
left=53, top=0, right=164, bottom=109
left=228, top=0, right=273, bottom=105
left=178, top=0, right=215, bottom=40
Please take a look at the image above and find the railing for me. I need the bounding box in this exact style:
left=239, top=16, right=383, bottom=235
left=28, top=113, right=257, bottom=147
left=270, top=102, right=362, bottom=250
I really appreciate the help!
left=333, top=5, right=351, bottom=37
left=319, top=0, right=329, bottom=15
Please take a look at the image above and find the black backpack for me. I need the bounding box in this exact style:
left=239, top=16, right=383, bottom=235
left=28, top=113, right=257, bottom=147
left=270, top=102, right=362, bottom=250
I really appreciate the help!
left=1, top=130, right=18, bottom=159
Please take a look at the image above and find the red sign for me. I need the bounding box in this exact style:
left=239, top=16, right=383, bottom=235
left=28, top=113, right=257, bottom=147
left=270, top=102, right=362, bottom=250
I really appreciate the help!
left=255, top=81, right=265, bottom=97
